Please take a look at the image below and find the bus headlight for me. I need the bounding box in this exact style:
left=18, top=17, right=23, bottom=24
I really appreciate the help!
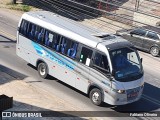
left=112, top=88, right=125, bottom=94
left=117, top=90, right=125, bottom=94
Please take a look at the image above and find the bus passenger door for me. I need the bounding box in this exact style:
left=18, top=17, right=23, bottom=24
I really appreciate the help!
left=89, top=52, right=111, bottom=95
left=75, top=46, right=93, bottom=93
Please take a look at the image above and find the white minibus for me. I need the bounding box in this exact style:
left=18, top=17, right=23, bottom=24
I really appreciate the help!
left=17, top=11, right=144, bottom=105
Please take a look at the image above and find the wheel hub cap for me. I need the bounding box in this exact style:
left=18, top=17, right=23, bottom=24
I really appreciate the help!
left=40, top=66, right=45, bottom=76
left=92, top=92, right=99, bottom=103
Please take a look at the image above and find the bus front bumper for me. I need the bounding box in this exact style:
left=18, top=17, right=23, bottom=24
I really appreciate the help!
left=104, top=86, right=144, bottom=105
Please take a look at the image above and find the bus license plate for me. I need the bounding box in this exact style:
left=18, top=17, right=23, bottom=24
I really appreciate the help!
left=127, top=87, right=140, bottom=101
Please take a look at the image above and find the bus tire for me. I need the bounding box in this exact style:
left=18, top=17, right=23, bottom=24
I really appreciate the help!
left=89, top=88, right=102, bottom=106
left=38, top=62, right=48, bottom=79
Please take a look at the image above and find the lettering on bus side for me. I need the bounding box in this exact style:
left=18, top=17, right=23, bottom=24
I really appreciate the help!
left=32, top=42, right=74, bottom=70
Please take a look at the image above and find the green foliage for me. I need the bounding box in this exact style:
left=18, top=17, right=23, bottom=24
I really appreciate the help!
left=9, top=4, right=32, bottom=12
left=22, top=5, right=32, bottom=12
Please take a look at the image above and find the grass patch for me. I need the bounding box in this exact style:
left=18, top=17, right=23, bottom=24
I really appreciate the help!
left=8, top=4, right=32, bottom=12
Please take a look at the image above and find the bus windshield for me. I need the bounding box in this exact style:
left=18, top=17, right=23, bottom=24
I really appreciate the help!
left=109, top=47, right=143, bottom=82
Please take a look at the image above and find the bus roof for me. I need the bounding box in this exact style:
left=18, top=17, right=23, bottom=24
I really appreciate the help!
left=21, top=11, right=131, bottom=50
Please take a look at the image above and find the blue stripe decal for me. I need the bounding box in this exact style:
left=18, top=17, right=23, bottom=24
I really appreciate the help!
left=32, top=42, right=75, bottom=70
left=42, top=45, right=75, bottom=65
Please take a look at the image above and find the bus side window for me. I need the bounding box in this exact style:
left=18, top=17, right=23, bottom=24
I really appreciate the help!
left=37, top=28, right=45, bottom=44
left=48, top=32, right=54, bottom=47
left=34, top=26, right=42, bottom=41
left=67, top=42, right=78, bottom=59
left=44, top=30, right=49, bottom=46
left=44, top=30, right=54, bottom=47
left=55, top=35, right=62, bottom=52
left=93, top=52, right=109, bottom=72
left=52, top=34, right=61, bottom=50
left=60, top=37, right=67, bottom=54
left=20, top=20, right=29, bottom=37
left=79, top=47, right=93, bottom=66
left=28, top=24, right=35, bottom=40
left=19, top=20, right=25, bottom=34
left=64, top=38, right=72, bottom=54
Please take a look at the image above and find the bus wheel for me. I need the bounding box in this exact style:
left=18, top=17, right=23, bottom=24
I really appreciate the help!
left=90, top=88, right=102, bottom=106
left=38, top=62, right=48, bottom=79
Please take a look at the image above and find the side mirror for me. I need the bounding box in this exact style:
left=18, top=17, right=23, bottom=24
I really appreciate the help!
left=106, top=74, right=113, bottom=81
left=111, top=70, right=115, bottom=76
left=107, top=70, right=115, bottom=81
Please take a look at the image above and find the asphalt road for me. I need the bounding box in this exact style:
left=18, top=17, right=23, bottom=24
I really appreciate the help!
left=0, top=9, right=160, bottom=120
